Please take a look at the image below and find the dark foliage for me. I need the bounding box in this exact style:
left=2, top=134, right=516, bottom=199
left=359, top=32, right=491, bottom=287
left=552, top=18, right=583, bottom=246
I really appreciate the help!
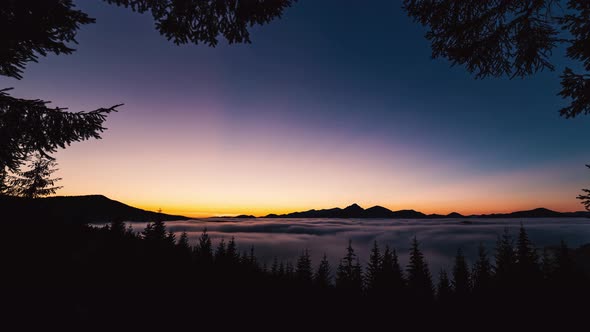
left=2, top=214, right=589, bottom=329
left=6, top=154, right=62, bottom=198
left=0, top=89, right=119, bottom=174
left=403, top=0, right=590, bottom=118
left=104, top=0, right=297, bottom=47
left=406, top=236, right=434, bottom=302
left=578, top=165, right=590, bottom=211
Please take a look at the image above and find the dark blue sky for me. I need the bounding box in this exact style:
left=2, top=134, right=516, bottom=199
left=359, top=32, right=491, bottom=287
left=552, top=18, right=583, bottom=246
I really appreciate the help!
left=2, top=0, right=588, bottom=215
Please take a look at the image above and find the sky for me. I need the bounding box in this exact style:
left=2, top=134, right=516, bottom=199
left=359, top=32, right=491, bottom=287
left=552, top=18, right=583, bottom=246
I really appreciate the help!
left=2, top=0, right=589, bottom=217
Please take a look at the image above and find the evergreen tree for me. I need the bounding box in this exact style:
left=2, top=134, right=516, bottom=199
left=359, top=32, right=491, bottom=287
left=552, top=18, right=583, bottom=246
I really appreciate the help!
left=336, top=240, right=363, bottom=293
left=472, top=243, right=493, bottom=296
left=314, top=254, right=333, bottom=289
left=7, top=154, right=62, bottom=198
left=177, top=231, right=191, bottom=252
left=366, top=240, right=382, bottom=293
left=196, top=228, right=213, bottom=264
left=295, top=249, right=313, bottom=285
left=226, top=237, right=239, bottom=264
left=165, top=231, right=176, bottom=246
left=437, top=269, right=452, bottom=303
left=142, top=211, right=167, bottom=243
left=515, top=224, right=540, bottom=284
left=452, top=248, right=471, bottom=300
left=215, top=238, right=227, bottom=263
left=285, top=262, right=295, bottom=280
left=381, top=246, right=406, bottom=294
left=494, top=228, right=516, bottom=286
left=406, top=237, right=434, bottom=302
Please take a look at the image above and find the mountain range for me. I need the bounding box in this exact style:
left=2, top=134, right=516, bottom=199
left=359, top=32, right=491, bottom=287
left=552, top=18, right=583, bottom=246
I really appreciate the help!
left=262, top=203, right=590, bottom=219
left=2, top=195, right=589, bottom=222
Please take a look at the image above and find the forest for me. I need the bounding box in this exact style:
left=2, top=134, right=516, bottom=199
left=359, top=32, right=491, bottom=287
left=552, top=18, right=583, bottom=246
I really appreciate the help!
left=3, top=212, right=589, bottom=329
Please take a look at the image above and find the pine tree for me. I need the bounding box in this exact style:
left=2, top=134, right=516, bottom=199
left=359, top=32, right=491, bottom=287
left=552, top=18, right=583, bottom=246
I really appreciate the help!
left=336, top=240, right=363, bottom=293
left=165, top=231, right=176, bottom=246
left=295, top=249, right=313, bottom=285
left=494, top=228, right=516, bottom=287
left=177, top=231, right=191, bottom=252
left=196, top=228, right=213, bottom=264
left=437, top=269, right=452, bottom=303
left=215, top=238, right=227, bottom=263
left=452, top=248, right=471, bottom=300
left=366, top=240, right=382, bottom=293
left=226, top=237, right=239, bottom=264
left=314, top=254, right=333, bottom=289
left=406, top=237, right=434, bottom=302
left=143, top=211, right=168, bottom=243
left=472, top=243, right=493, bottom=296
left=7, top=154, right=62, bottom=198
left=381, top=246, right=406, bottom=294
left=515, top=224, right=540, bottom=284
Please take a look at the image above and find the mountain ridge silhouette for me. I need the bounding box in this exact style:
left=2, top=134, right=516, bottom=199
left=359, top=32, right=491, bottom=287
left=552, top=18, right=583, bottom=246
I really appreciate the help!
left=262, top=204, right=590, bottom=219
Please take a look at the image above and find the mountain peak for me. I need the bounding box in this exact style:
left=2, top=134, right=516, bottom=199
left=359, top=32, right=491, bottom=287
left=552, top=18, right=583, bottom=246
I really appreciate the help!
left=344, top=203, right=363, bottom=210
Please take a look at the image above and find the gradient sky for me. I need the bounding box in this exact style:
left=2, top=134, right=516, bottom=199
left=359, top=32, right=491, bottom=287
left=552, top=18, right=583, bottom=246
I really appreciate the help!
left=2, top=0, right=589, bottom=217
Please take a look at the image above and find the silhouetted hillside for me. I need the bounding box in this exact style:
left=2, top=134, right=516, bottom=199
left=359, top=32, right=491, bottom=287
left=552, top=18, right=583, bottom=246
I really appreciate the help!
left=262, top=205, right=590, bottom=219
left=472, top=208, right=590, bottom=218
left=0, top=195, right=189, bottom=223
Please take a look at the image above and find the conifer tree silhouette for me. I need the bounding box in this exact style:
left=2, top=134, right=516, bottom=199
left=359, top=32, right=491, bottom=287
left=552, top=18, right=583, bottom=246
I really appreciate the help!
left=381, top=245, right=406, bottom=296
left=472, top=243, right=493, bottom=296
left=494, top=228, right=516, bottom=288
left=314, top=254, right=333, bottom=289
left=336, top=240, right=363, bottom=293
left=406, top=237, right=434, bottom=302
left=437, top=269, right=452, bottom=303
left=295, top=249, right=313, bottom=286
left=452, top=248, right=471, bottom=300
left=366, top=240, right=382, bottom=293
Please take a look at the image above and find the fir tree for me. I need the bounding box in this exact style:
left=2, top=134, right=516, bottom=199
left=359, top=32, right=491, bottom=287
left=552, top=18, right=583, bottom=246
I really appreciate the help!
left=226, top=237, right=239, bottom=264
left=515, top=224, right=540, bottom=284
left=215, top=238, right=227, bottom=263
left=381, top=246, right=406, bottom=294
left=7, top=154, right=62, bottom=198
left=143, top=211, right=167, bottom=243
left=452, top=248, right=471, bottom=300
left=196, top=228, right=213, bottom=264
left=472, top=243, right=493, bottom=296
left=406, top=237, right=434, bottom=302
left=437, top=269, right=452, bottom=303
left=314, top=254, right=333, bottom=289
left=494, top=228, right=516, bottom=286
left=295, top=249, right=313, bottom=285
left=366, top=240, right=382, bottom=293
left=177, top=231, right=191, bottom=252
left=336, top=240, right=363, bottom=293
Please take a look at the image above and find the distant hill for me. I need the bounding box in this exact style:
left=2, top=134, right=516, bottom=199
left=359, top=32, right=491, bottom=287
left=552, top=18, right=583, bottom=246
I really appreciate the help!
left=262, top=204, right=590, bottom=219
left=0, top=195, right=189, bottom=224
left=263, top=204, right=457, bottom=219
left=471, top=208, right=590, bottom=218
